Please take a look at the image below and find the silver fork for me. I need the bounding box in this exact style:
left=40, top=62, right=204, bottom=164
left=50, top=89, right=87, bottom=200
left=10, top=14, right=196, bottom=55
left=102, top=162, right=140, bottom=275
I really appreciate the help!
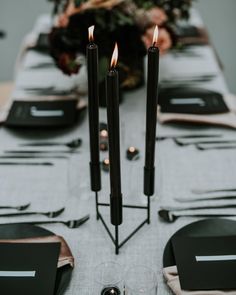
left=19, top=214, right=90, bottom=229
left=192, top=188, right=236, bottom=195
left=158, top=209, right=236, bottom=223
left=0, top=203, right=30, bottom=211
left=0, top=207, right=65, bottom=218
left=4, top=150, right=80, bottom=155
left=156, top=134, right=221, bottom=141
left=197, top=143, right=236, bottom=151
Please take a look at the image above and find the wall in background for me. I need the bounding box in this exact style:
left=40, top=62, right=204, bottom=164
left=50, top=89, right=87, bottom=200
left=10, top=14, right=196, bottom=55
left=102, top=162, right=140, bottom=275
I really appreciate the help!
left=0, top=0, right=52, bottom=82
left=196, top=0, right=236, bottom=93
left=0, top=0, right=236, bottom=93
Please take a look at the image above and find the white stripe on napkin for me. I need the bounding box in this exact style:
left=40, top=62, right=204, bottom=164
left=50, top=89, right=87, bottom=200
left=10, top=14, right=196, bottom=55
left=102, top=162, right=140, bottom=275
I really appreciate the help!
left=0, top=271, right=36, bottom=277
left=196, top=255, right=236, bottom=262
left=30, top=106, right=64, bottom=117
left=170, top=98, right=205, bottom=106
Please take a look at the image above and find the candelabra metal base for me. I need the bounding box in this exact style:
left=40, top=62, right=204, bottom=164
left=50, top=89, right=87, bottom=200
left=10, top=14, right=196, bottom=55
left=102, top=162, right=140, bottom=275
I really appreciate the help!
left=95, top=192, right=151, bottom=255
left=0, top=30, right=6, bottom=38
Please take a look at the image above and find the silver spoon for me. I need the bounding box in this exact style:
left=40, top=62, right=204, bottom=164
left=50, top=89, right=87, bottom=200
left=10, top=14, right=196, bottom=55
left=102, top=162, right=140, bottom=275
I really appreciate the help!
left=19, top=138, right=82, bottom=149
left=2, top=215, right=90, bottom=229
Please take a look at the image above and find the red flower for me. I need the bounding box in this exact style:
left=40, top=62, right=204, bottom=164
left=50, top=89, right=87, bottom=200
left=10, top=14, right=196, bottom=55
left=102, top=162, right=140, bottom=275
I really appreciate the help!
left=57, top=53, right=81, bottom=75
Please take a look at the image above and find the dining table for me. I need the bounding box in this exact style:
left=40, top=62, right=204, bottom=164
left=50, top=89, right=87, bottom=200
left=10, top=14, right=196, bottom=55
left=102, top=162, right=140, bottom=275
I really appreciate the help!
left=1, top=6, right=236, bottom=294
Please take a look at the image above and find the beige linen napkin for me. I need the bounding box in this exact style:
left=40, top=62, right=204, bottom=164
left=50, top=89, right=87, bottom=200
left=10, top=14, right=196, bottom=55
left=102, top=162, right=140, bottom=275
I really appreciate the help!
left=163, top=265, right=236, bottom=295
left=158, top=94, right=236, bottom=129
left=0, top=235, right=74, bottom=268
left=0, top=82, right=14, bottom=123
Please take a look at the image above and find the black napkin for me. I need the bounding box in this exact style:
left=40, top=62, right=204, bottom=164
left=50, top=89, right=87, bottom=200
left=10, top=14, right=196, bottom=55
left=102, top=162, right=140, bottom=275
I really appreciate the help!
left=0, top=242, right=60, bottom=295
left=5, top=100, right=78, bottom=128
left=174, top=25, right=200, bottom=38
left=172, top=236, right=236, bottom=290
left=33, top=33, right=50, bottom=53
left=159, top=88, right=229, bottom=115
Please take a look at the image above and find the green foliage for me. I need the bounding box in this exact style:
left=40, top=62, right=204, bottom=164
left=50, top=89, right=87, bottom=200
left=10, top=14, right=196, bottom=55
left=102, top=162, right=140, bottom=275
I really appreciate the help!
left=115, top=10, right=134, bottom=26
left=98, top=57, right=109, bottom=82
left=133, top=0, right=154, bottom=9
left=89, top=7, right=134, bottom=32
left=74, top=0, right=86, bottom=7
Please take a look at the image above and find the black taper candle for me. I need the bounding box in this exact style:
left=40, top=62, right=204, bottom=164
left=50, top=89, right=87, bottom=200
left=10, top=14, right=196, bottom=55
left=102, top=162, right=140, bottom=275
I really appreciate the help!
left=106, top=43, right=123, bottom=226
left=144, top=26, right=159, bottom=197
left=87, top=25, right=101, bottom=192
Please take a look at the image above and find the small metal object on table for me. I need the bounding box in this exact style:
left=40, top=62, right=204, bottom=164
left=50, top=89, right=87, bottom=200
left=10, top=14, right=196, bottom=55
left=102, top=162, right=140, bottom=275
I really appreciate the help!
left=0, top=30, right=6, bottom=39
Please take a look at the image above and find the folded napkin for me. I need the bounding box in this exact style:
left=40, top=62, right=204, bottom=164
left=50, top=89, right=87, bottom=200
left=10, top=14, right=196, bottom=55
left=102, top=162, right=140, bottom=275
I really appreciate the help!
left=158, top=94, right=236, bottom=129
left=163, top=266, right=236, bottom=295
left=0, top=235, right=74, bottom=268
left=0, top=82, right=14, bottom=123
left=177, top=27, right=209, bottom=47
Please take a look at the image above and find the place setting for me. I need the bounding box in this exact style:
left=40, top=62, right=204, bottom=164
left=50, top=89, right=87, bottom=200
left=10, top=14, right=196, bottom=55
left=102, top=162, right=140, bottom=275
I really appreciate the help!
left=0, top=199, right=90, bottom=294
left=162, top=218, right=236, bottom=294
left=0, top=222, right=74, bottom=295
left=0, top=180, right=90, bottom=294
left=158, top=150, right=236, bottom=293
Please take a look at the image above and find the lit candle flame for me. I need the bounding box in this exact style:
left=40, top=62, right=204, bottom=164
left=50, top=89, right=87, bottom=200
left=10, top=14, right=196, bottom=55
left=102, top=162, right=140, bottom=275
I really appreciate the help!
left=110, top=43, right=118, bottom=69
left=88, top=25, right=95, bottom=42
left=101, top=129, right=108, bottom=138
left=152, top=25, right=159, bottom=47
left=104, top=159, right=110, bottom=165
left=129, top=147, right=136, bottom=153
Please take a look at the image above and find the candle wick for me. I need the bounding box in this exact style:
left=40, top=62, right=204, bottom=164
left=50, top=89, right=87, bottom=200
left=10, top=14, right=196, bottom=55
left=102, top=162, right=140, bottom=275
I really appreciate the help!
left=109, top=66, right=116, bottom=71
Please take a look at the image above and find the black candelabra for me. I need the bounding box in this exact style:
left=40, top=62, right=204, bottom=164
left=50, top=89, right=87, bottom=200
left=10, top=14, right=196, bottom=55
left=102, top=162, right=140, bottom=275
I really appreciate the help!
left=0, top=30, right=6, bottom=39
left=87, top=28, right=158, bottom=255
left=94, top=192, right=151, bottom=255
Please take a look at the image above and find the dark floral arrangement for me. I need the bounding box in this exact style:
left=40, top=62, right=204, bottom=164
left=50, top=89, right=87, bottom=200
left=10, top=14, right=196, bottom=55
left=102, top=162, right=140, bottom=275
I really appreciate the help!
left=48, top=0, right=194, bottom=90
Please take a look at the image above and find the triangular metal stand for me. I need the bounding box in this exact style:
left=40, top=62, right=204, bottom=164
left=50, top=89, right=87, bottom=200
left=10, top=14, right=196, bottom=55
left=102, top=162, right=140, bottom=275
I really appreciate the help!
left=95, top=192, right=151, bottom=255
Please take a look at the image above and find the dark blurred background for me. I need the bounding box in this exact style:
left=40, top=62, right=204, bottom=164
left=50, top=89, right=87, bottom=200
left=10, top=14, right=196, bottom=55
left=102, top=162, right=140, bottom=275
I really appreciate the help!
left=0, top=0, right=236, bottom=92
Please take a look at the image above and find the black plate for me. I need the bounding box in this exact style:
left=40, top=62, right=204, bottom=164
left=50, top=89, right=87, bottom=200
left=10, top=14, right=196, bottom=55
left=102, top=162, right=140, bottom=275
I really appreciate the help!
left=0, top=223, right=73, bottom=295
left=163, top=218, right=236, bottom=267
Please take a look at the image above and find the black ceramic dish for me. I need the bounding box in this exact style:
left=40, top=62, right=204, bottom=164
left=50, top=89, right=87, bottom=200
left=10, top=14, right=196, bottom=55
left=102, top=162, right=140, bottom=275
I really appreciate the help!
left=0, top=223, right=73, bottom=295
